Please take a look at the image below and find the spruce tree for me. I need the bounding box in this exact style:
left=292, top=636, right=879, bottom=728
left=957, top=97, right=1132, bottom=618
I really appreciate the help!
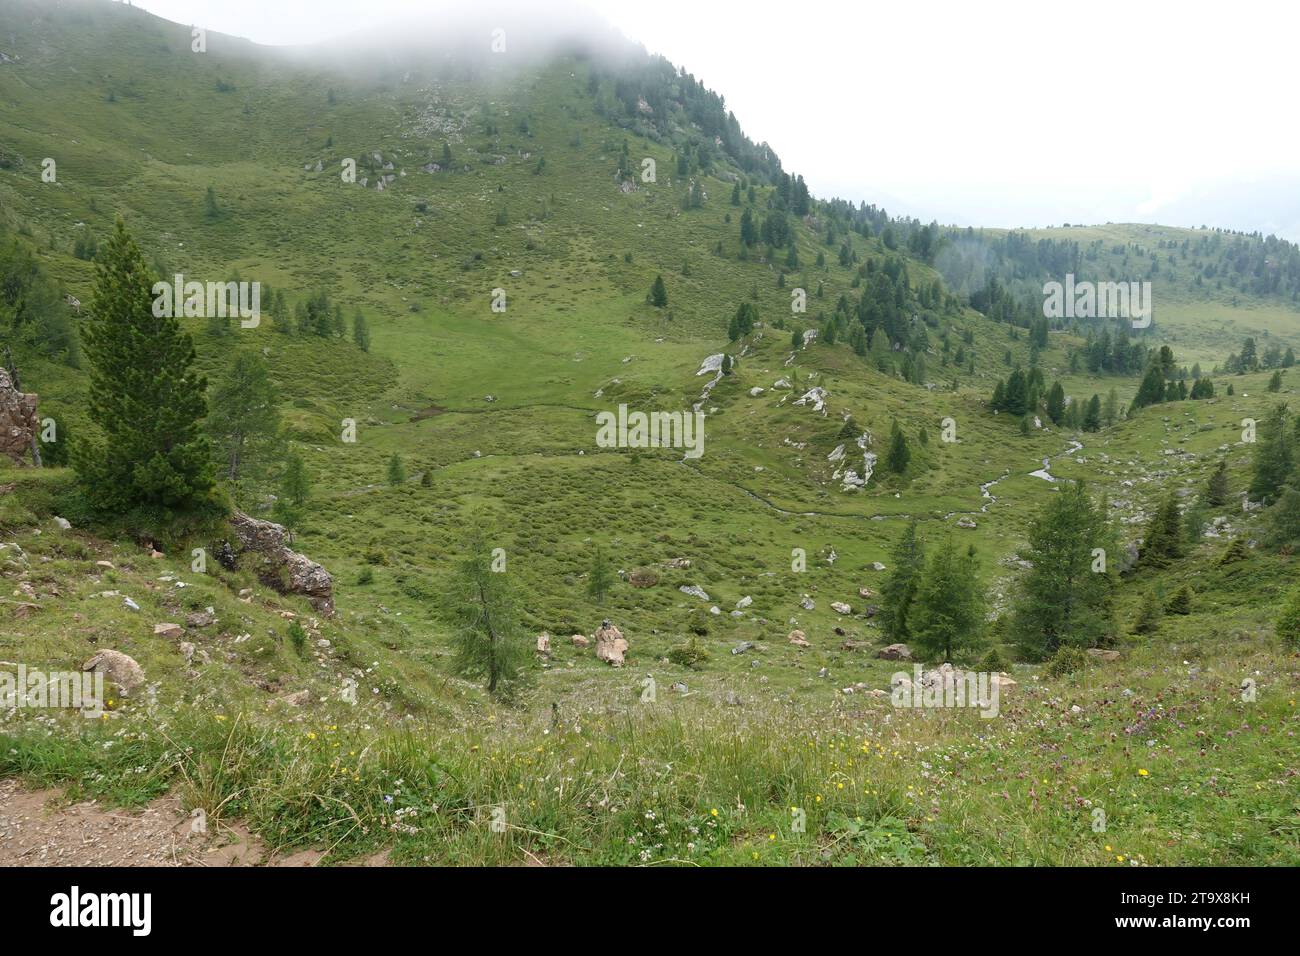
left=879, top=519, right=925, bottom=643
left=1248, top=402, right=1293, bottom=504
left=586, top=546, right=614, bottom=604
left=75, top=219, right=215, bottom=517
left=910, top=538, right=984, bottom=662
left=1206, top=458, right=1229, bottom=507
left=649, top=274, right=668, bottom=308
left=1140, top=492, right=1184, bottom=568
left=885, top=419, right=911, bottom=475
left=1011, top=481, right=1115, bottom=659
left=206, top=351, right=282, bottom=502
left=352, top=309, right=370, bottom=352
left=387, top=452, right=407, bottom=486
left=444, top=526, right=527, bottom=697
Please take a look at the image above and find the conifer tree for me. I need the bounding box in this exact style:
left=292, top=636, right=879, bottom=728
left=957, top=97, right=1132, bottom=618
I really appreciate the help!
left=1249, top=402, right=1293, bottom=504
left=649, top=274, right=668, bottom=308
left=387, top=452, right=407, bottom=486
left=352, top=308, right=370, bottom=352
left=879, top=519, right=925, bottom=643
left=910, top=538, right=984, bottom=662
left=1140, top=492, right=1184, bottom=568
left=1011, top=481, right=1115, bottom=658
left=206, top=351, right=282, bottom=502
left=586, top=546, right=614, bottom=604
left=1206, top=458, right=1229, bottom=507
left=885, top=419, right=911, bottom=474
left=444, top=526, right=527, bottom=697
left=75, top=219, right=215, bottom=517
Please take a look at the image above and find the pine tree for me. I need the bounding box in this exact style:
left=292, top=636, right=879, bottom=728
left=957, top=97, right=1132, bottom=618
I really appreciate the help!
left=387, top=452, right=407, bottom=486
left=352, top=309, right=370, bottom=352
left=586, top=546, right=614, bottom=604
left=1130, top=362, right=1167, bottom=413
left=1083, top=394, right=1102, bottom=432
left=1133, top=589, right=1162, bottom=634
left=1165, top=584, right=1194, bottom=615
left=1011, top=481, right=1116, bottom=659
left=910, top=538, right=984, bottom=662
left=206, top=351, right=282, bottom=502
left=649, top=274, right=668, bottom=308
left=1248, top=402, right=1293, bottom=504
left=443, top=526, right=527, bottom=697
left=1046, top=381, right=1065, bottom=424
left=1264, top=483, right=1300, bottom=546
left=885, top=419, right=911, bottom=475
left=75, top=219, right=215, bottom=517
left=1275, top=584, right=1300, bottom=648
left=273, top=450, right=310, bottom=529
left=879, top=519, right=925, bottom=643
left=203, top=185, right=219, bottom=222
left=1206, top=458, right=1229, bottom=507
left=1140, top=492, right=1184, bottom=568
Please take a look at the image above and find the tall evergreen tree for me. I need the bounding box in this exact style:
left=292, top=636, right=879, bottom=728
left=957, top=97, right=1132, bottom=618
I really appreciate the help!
left=1011, top=481, right=1115, bottom=658
left=649, top=274, right=668, bottom=308
left=1206, top=458, right=1229, bottom=507
left=443, top=526, right=527, bottom=697
left=206, top=351, right=282, bottom=502
left=879, top=519, right=925, bottom=643
left=1140, top=492, right=1184, bottom=568
left=885, top=419, right=911, bottom=475
left=910, top=538, right=984, bottom=662
left=352, top=308, right=370, bottom=352
left=75, top=219, right=215, bottom=516
left=1249, top=402, right=1293, bottom=504
left=586, top=546, right=614, bottom=604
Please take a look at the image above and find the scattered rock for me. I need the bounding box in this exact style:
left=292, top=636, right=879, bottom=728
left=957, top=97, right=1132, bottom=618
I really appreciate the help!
left=52, top=517, right=71, bottom=531
left=594, top=621, right=627, bottom=666
left=0, top=368, right=38, bottom=466
left=279, top=690, right=312, bottom=707
left=227, top=512, right=334, bottom=614
left=536, top=632, right=552, bottom=655
left=788, top=629, right=809, bottom=647
left=1086, top=649, right=1121, bottom=662
left=830, top=601, right=851, bottom=615
left=731, top=641, right=753, bottom=655
left=679, top=584, right=710, bottom=601
left=876, top=643, right=912, bottom=661
left=571, top=634, right=590, bottom=648
left=82, top=650, right=145, bottom=697
left=153, top=623, right=184, bottom=640
left=186, top=609, right=217, bottom=629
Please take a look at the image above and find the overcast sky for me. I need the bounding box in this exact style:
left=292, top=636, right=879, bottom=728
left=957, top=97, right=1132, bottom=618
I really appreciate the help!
left=131, top=0, right=1300, bottom=240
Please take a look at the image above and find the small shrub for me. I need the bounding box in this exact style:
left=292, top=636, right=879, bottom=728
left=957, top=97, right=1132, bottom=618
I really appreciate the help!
left=667, top=637, right=709, bottom=669
left=1044, top=645, right=1088, bottom=679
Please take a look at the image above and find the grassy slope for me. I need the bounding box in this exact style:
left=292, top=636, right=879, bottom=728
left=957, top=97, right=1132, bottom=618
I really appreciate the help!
left=0, top=0, right=1296, bottom=865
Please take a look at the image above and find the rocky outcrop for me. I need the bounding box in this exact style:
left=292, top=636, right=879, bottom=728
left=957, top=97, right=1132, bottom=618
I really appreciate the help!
left=226, top=512, right=334, bottom=615
left=83, top=650, right=145, bottom=697
left=593, top=620, right=627, bottom=666
left=876, top=643, right=912, bottom=661
left=0, top=369, right=38, bottom=466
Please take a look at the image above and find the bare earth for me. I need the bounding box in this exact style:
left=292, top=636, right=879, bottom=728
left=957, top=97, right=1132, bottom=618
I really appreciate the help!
left=0, top=779, right=384, bottom=867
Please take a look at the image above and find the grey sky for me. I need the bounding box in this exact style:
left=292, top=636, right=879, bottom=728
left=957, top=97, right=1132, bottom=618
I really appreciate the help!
left=131, top=0, right=1300, bottom=240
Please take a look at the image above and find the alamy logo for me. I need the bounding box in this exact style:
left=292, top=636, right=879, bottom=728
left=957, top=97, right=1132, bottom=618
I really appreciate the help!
left=1043, top=274, right=1151, bottom=329
left=595, top=404, right=705, bottom=459
left=891, top=665, right=1000, bottom=718
left=152, top=275, right=261, bottom=328
left=0, top=666, right=104, bottom=718
left=50, top=886, right=151, bottom=936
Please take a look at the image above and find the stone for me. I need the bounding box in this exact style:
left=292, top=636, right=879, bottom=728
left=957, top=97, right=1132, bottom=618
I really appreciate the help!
left=956, top=516, right=977, bottom=529
left=876, top=643, right=912, bottom=661
left=153, top=623, right=184, bottom=640
left=993, top=673, right=1018, bottom=692
left=679, top=584, right=710, bottom=601
left=735, top=595, right=752, bottom=610
left=799, top=595, right=815, bottom=611
left=571, top=634, right=589, bottom=648
left=593, top=620, right=628, bottom=666
left=186, top=609, right=217, bottom=628
left=1086, top=648, right=1121, bottom=662
left=279, top=689, right=312, bottom=707
left=830, top=601, right=851, bottom=615
left=731, top=641, right=753, bottom=655
left=227, top=511, right=334, bottom=614
left=52, top=517, right=71, bottom=530
left=858, top=587, right=875, bottom=599
left=0, top=368, right=38, bottom=466
left=787, top=629, right=810, bottom=648
left=82, top=650, right=145, bottom=697
left=536, top=632, right=551, bottom=655
left=179, top=642, right=196, bottom=664
left=871, top=562, right=886, bottom=571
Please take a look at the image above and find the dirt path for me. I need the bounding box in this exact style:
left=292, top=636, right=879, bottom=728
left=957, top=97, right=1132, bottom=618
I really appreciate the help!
left=0, top=778, right=379, bottom=867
